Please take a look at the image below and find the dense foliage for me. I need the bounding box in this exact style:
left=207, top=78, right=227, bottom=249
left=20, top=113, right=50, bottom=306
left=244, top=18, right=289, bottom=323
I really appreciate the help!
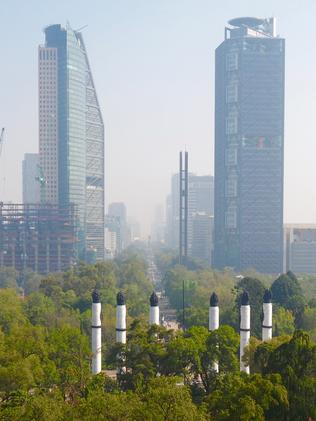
left=155, top=248, right=316, bottom=341
left=0, top=246, right=315, bottom=419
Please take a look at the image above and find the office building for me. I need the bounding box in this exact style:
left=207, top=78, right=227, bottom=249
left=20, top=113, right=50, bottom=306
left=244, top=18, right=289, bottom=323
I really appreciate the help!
left=39, top=23, right=104, bottom=260
left=166, top=172, right=214, bottom=262
left=151, top=205, right=165, bottom=243
left=22, top=153, right=40, bottom=204
left=179, top=151, right=188, bottom=265
left=214, top=17, right=285, bottom=273
left=105, top=214, right=121, bottom=257
left=105, top=226, right=118, bottom=259
left=284, top=224, right=316, bottom=274
left=108, top=203, right=130, bottom=251
left=191, top=213, right=213, bottom=264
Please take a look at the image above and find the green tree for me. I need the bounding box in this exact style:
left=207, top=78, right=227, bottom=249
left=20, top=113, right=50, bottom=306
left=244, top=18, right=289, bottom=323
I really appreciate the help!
left=47, top=326, right=90, bottom=401
left=0, top=267, right=19, bottom=290
left=301, top=307, right=316, bottom=341
left=274, top=307, right=295, bottom=336
left=166, top=325, right=239, bottom=395
left=20, top=270, right=42, bottom=295
left=139, top=377, right=209, bottom=421
left=271, top=272, right=303, bottom=309
left=0, top=289, right=26, bottom=333
left=264, top=330, right=316, bottom=420
left=108, top=321, right=174, bottom=390
left=205, top=373, right=288, bottom=421
left=0, top=389, right=68, bottom=421
left=23, top=293, right=56, bottom=327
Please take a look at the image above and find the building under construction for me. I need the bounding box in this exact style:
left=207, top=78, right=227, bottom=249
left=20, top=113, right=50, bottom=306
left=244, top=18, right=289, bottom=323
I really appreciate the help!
left=0, top=203, right=78, bottom=274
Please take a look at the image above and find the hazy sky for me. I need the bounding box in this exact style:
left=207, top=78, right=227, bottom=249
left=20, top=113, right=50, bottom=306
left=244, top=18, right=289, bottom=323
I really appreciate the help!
left=1, top=0, right=316, bottom=236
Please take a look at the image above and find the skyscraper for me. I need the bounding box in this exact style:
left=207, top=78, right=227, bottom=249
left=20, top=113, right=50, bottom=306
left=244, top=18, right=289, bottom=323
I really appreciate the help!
left=191, top=212, right=213, bottom=265
left=166, top=171, right=214, bottom=262
left=214, top=17, right=285, bottom=273
left=22, top=153, right=40, bottom=204
left=39, top=24, right=105, bottom=260
left=108, top=202, right=130, bottom=252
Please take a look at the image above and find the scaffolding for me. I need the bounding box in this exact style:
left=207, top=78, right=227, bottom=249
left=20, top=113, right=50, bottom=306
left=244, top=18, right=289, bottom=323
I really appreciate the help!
left=0, top=203, right=78, bottom=274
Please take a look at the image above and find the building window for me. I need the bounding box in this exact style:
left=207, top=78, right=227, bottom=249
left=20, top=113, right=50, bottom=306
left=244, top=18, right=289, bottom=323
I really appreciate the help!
left=226, top=52, right=238, bottom=71
left=226, top=116, right=238, bottom=134
left=225, top=148, right=237, bottom=165
left=226, top=83, right=238, bottom=103
left=225, top=207, right=237, bottom=228
left=225, top=178, right=237, bottom=197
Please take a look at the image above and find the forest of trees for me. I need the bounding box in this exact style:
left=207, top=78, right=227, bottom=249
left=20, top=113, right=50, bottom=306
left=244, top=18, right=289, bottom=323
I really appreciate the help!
left=155, top=247, right=316, bottom=341
left=0, top=246, right=315, bottom=420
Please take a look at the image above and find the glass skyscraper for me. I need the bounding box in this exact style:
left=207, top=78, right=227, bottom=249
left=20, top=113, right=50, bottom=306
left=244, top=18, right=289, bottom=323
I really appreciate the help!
left=213, top=18, right=285, bottom=273
left=39, top=24, right=104, bottom=260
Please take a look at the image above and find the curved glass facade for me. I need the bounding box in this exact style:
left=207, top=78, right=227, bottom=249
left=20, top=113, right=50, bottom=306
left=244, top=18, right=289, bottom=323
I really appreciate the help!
left=40, top=24, right=104, bottom=260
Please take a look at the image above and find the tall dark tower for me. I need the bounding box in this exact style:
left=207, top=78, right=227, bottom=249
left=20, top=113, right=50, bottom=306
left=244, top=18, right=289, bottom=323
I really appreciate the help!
left=179, top=151, right=188, bottom=265
left=214, top=18, right=285, bottom=273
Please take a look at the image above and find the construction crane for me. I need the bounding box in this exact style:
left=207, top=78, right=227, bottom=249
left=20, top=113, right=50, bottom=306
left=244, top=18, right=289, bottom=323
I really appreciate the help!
left=35, top=164, right=47, bottom=203
left=0, top=128, right=4, bottom=157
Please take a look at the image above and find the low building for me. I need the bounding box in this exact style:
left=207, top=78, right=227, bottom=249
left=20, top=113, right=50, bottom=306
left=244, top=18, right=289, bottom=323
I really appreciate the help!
left=284, top=224, right=316, bottom=274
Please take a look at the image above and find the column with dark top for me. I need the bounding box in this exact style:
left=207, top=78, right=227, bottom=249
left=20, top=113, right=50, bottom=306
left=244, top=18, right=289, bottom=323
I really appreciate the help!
left=262, top=289, right=272, bottom=341
left=240, top=291, right=250, bottom=373
left=91, top=289, right=102, bottom=374
left=149, top=291, right=160, bottom=325
left=116, top=292, right=126, bottom=344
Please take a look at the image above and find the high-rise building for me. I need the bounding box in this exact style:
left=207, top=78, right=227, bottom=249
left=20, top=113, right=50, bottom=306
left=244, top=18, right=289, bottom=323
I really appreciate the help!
left=166, top=172, right=214, bottom=262
left=39, top=24, right=105, bottom=260
left=151, top=205, right=165, bottom=243
left=191, top=212, right=213, bottom=264
left=108, top=203, right=130, bottom=251
left=179, top=151, right=188, bottom=265
left=214, top=17, right=285, bottom=273
left=22, top=153, right=40, bottom=204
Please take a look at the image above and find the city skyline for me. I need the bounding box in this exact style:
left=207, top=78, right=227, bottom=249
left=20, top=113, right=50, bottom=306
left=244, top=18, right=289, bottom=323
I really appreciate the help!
left=2, top=1, right=316, bottom=235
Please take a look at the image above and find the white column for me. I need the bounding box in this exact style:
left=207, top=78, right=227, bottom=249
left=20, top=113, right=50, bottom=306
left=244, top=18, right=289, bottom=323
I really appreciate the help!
left=91, top=290, right=102, bottom=374
left=149, top=292, right=160, bottom=325
left=209, top=292, right=219, bottom=372
left=262, top=289, right=272, bottom=341
left=240, top=291, right=250, bottom=374
left=209, top=292, right=219, bottom=331
left=116, top=292, right=126, bottom=344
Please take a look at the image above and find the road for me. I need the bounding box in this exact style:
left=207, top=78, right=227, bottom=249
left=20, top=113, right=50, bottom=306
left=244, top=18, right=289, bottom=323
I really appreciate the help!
left=146, top=246, right=179, bottom=330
